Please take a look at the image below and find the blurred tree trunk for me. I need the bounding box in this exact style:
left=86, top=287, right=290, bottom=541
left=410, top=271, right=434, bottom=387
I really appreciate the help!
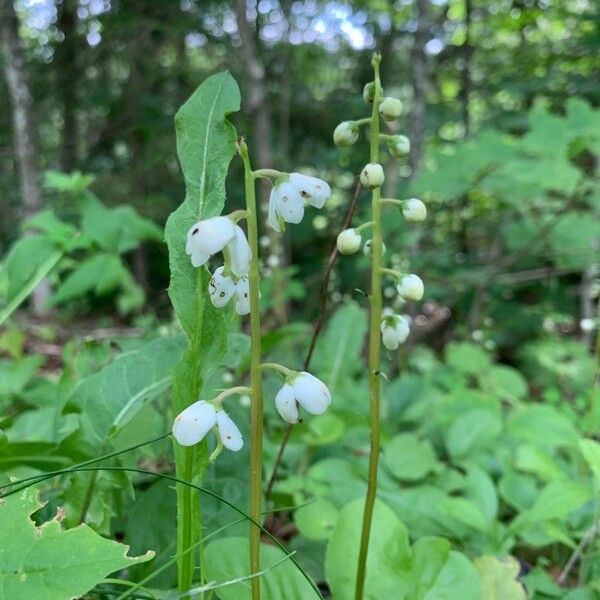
left=409, top=0, right=430, bottom=178
left=1, top=0, right=51, bottom=315
left=56, top=0, right=78, bottom=171
left=234, top=0, right=287, bottom=323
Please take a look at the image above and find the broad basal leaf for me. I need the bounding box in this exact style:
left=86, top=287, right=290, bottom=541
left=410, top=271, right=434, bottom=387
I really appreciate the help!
left=0, top=488, right=152, bottom=600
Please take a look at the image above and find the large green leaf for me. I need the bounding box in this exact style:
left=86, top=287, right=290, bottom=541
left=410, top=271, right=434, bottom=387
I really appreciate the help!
left=384, top=433, right=439, bottom=481
left=203, top=536, right=317, bottom=600
left=71, top=335, right=186, bottom=450
left=0, top=488, right=152, bottom=599
left=474, top=555, right=527, bottom=600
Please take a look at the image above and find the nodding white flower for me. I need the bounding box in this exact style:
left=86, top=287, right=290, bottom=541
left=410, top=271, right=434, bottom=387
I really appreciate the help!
left=380, top=315, right=410, bottom=350
left=172, top=400, right=217, bottom=446
left=268, top=174, right=331, bottom=231
left=402, top=198, right=427, bottom=222
left=388, top=135, right=410, bottom=158
left=172, top=400, right=243, bottom=452
left=289, top=173, right=331, bottom=209
left=234, top=277, right=250, bottom=316
left=209, top=266, right=235, bottom=308
left=337, top=228, right=361, bottom=255
left=186, top=217, right=251, bottom=277
left=360, top=163, right=385, bottom=189
left=398, top=274, right=424, bottom=302
left=333, top=121, right=359, bottom=146
left=363, top=81, right=377, bottom=104
left=379, top=97, right=403, bottom=121
left=216, top=410, right=243, bottom=451
left=274, top=372, right=332, bottom=423
left=363, top=239, right=386, bottom=257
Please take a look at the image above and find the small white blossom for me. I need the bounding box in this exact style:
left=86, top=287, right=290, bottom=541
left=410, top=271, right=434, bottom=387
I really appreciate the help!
left=216, top=410, right=243, bottom=451
left=360, top=163, right=385, bottom=189
left=209, top=266, right=236, bottom=308
left=172, top=400, right=217, bottom=446
left=398, top=274, right=424, bottom=302
left=186, top=217, right=251, bottom=276
left=337, top=228, right=362, bottom=255
left=402, top=198, right=427, bottom=222
left=388, top=135, right=410, bottom=158
left=380, top=315, right=410, bottom=350
left=274, top=372, right=332, bottom=423
left=275, top=384, right=299, bottom=424
left=379, top=97, right=403, bottom=121
left=363, top=239, right=386, bottom=257
left=289, top=173, right=331, bottom=209
left=234, top=277, right=250, bottom=315
left=333, top=121, right=359, bottom=146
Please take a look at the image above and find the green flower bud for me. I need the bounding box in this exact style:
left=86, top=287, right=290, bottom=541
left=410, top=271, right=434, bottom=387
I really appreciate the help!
left=363, top=81, right=379, bottom=104
left=363, top=239, right=387, bottom=257
left=388, top=135, right=410, bottom=158
left=402, top=198, right=427, bottom=222
left=360, top=163, right=385, bottom=189
left=379, top=97, right=403, bottom=121
left=333, top=121, right=359, bottom=146
left=336, top=228, right=361, bottom=255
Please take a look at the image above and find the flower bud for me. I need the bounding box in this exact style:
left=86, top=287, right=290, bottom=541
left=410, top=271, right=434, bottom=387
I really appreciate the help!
left=363, top=239, right=386, bottom=257
left=291, top=372, right=331, bottom=415
left=379, top=97, right=403, bottom=121
left=363, top=81, right=378, bottom=103
left=388, top=135, right=410, bottom=158
left=216, top=410, right=243, bottom=451
left=360, top=163, right=385, bottom=189
left=380, top=315, right=410, bottom=351
left=209, top=266, right=235, bottom=308
left=336, top=228, right=361, bottom=255
left=397, top=274, right=424, bottom=302
left=275, top=384, right=299, bottom=424
left=172, top=401, right=217, bottom=447
left=402, top=198, right=427, bottom=222
left=333, top=121, right=359, bottom=146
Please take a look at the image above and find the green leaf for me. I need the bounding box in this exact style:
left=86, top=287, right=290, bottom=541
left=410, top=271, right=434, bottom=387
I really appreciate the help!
left=579, top=438, right=600, bottom=482
left=445, top=342, right=491, bottom=375
left=294, top=498, right=339, bottom=541
left=506, top=405, right=579, bottom=450
left=384, top=433, right=439, bottom=481
left=325, top=498, right=412, bottom=599
left=446, top=408, right=501, bottom=458
left=0, top=488, right=152, bottom=599
left=409, top=537, right=451, bottom=600
left=474, top=555, right=526, bottom=600
left=203, top=536, right=316, bottom=600
left=71, top=335, right=186, bottom=450
left=421, top=551, right=480, bottom=599
left=440, top=497, right=489, bottom=532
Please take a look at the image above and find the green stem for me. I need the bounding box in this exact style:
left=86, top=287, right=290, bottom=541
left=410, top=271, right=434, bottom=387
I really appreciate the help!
left=252, top=168, right=283, bottom=180
left=355, top=221, right=374, bottom=233
left=380, top=198, right=404, bottom=208
left=355, top=52, right=383, bottom=600
left=354, top=117, right=371, bottom=126
left=380, top=267, right=402, bottom=279
left=261, top=362, right=293, bottom=377
left=239, top=139, right=264, bottom=600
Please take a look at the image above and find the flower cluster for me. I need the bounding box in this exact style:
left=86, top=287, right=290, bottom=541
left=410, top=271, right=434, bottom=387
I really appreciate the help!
left=333, top=83, right=428, bottom=351
left=267, top=173, right=331, bottom=232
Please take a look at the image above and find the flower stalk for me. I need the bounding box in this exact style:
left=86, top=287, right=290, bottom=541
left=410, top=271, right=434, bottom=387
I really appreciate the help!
left=238, top=139, right=264, bottom=600
left=355, top=52, right=384, bottom=600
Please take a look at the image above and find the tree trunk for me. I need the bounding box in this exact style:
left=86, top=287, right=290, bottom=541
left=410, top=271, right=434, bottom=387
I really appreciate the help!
left=233, top=0, right=287, bottom=323
left=409, top=0, right=430, bottom=178
left=56, top=0, right=78, bottom=171
left=1, top=0, right=51, bottom=315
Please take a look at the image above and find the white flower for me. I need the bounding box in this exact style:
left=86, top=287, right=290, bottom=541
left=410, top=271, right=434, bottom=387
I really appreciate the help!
left=336, top=228, right=361, bottom=255
left=360, top=163, right=385, bottom=189
left=172, top=400, right=217, bottom=446
left=380, top=315, right=410, bottom=350
left=274, top=372, right=332, bottom=423
left=209, top=266, right=236, bottom=308
left=379, top=97, right=403, bottom=121
left=289, top=173, right=331, bottom=209
left=363, top=239, right=386, bottom=257
left=172, top=400, right=243, bottom=452
left=397, top=274, right=424, bottom=302
left=388, top=135, right=410, bottom=158
left=333, top=121, right=359, bottom=146
left=234, top=277, right=250, bottom=315
left=186, top=217, right=251, bottom=276
left=216, top=410, right=243, bottom=451
left=402, top=198, right=427, bottom=222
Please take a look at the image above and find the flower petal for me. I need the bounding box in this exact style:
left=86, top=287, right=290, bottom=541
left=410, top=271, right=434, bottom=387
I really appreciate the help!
left=275, top=384, right=299, bottom=423
left=172, top=400, right=217, bottom=446
left=267, top=188, right=283, bottom=232
left=234, top=277, right=250, bottom=315
left=209, top=266, right=235, bottom=308
left=187, top=216, right=235, bottom=256
left=274, top=181, right=304, bottom=224
left=289, top=173, right=331, bottom=209
left=292, top=371, right=331, bottom=415
left=216, top=410, right=243, bottom=451
left=190, top=248, right=210, bottom=268
left=227, top=225, right=251, bottom=278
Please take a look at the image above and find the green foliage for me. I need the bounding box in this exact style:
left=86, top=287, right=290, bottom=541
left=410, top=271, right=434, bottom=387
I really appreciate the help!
left=0, top=488, right=152, bottom=599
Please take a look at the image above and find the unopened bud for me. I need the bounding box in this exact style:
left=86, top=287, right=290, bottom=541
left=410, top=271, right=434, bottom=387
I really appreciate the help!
left=333, top=121, right=359, bottom=146
left=336, top=228, right=361, bottom=255
left=363, top=81, right=378, bottom=103
left=363, top=239, right=387, bottom=257
left=379, top=97, right=403, bottom=121
left=360, top=163, right=385, bottom=189
left=402, top=198, right=427, bottom=222
left=398, top=274, right=424, bottom=302
left=388, top=135, right=410, bottom=158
